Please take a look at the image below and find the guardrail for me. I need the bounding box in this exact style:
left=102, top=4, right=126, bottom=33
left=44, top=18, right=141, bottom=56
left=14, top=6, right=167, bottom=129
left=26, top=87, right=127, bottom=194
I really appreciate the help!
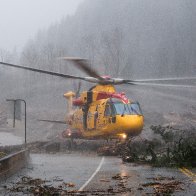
left=0, top=149, right=29, bottom=181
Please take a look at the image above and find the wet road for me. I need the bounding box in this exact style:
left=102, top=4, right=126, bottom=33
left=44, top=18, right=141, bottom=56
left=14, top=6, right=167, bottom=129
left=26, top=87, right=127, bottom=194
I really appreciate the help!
left=0, top=153, right=195, bottom=195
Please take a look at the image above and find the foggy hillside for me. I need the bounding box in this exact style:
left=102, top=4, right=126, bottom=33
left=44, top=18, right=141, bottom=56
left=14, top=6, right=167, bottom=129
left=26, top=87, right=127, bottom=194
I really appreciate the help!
left=20, top=0, right=196, bottom=78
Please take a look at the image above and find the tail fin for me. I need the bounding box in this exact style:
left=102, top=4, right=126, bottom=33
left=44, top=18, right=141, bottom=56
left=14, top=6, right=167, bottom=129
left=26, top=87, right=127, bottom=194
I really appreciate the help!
left=64, top=91, right=75, bottom=114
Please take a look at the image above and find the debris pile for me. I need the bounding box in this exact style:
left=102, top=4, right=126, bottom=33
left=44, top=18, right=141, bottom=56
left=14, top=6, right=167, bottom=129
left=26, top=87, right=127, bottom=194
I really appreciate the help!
left=4, top=174, right=185, bottom=195
left=7, top=176, right=78, bottom=195
left=86, top=173, right=132, bottom=195
left=111, top=173, right=132, bottom=193
left=141, top=176, right=183, bottom=195
left=97, top=144, right=118, bottom=156
left=6, top=175, right=133, bottom=195
left=151, top=125, right=196, bottom=167
left=121, top=125, right=196, bottom=167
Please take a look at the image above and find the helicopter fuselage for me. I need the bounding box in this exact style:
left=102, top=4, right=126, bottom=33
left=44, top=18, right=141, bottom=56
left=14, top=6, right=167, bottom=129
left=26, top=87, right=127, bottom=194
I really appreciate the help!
left=65, top=84, right=144, bottom=139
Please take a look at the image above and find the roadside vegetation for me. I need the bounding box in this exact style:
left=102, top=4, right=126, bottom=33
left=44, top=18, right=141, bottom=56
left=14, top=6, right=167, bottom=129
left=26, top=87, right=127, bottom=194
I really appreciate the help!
left=120, top=125, right=196, bottom=167
left=0, top=151, right=6, bottom=159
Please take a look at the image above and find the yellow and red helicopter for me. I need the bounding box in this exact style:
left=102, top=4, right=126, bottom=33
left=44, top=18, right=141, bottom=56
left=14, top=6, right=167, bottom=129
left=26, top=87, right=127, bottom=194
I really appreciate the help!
left=0, top=59, right=195, bottom=140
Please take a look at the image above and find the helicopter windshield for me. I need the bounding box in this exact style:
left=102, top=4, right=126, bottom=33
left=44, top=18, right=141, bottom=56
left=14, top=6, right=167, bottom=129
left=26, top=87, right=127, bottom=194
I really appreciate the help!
left=113, top=102, right=142, bottom=115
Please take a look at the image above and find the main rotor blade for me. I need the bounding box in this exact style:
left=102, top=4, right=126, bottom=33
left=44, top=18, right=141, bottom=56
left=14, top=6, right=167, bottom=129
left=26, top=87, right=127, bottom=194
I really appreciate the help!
left=126, top=77, right=196, bottom=82
left=123, top=77, right=196, bottom=87
left=98, top=77, right=196, bottom=87
left=0, top=62, right=84, bottom=80
left=61, top=57, right=103, bottom=80
left=125, top=81, right=196, bottom=88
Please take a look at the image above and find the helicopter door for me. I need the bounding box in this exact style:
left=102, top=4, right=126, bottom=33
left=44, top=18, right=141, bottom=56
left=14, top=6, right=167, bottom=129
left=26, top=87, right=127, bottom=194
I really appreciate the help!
left=104, top=103, right=112, bottom=123
left=104, top=102, right=117, bottom=123
left=96, top=103, right=105, bottom=129
left=87, top=105, right=97, bottom=130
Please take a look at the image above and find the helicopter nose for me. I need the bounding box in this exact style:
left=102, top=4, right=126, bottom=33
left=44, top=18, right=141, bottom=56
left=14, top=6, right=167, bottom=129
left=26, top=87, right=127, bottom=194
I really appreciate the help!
left=117, top=115, right=144, bottom=136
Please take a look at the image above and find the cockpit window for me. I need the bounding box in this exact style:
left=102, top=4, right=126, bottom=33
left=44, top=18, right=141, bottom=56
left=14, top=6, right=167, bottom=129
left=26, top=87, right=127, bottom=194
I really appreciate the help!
left=128, top=102, right=143, bottom=115
left=114, top=103, right=129, bottom=115
left=113, top=102, right=142, bottom=115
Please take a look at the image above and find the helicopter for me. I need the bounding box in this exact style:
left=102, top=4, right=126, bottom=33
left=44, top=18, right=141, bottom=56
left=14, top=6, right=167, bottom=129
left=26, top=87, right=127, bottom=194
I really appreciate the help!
left=0, top=59, right=195, bottom=140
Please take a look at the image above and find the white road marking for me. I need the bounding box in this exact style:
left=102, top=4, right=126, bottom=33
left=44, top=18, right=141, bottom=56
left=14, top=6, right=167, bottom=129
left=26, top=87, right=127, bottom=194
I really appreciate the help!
left=78, top=157, right=105, bottom=191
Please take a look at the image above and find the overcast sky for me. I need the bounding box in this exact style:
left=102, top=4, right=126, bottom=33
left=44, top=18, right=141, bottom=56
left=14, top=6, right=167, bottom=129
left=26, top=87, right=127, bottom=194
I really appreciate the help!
left=0, top=0, right=84, bottom=52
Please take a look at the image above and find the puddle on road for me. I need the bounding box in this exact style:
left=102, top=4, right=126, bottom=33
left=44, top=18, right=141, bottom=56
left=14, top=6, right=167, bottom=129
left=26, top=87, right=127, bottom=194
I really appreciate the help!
left=0, top=132, right=23, bottom=146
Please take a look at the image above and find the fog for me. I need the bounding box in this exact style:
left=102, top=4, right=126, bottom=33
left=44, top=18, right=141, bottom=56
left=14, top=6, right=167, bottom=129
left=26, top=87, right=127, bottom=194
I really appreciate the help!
left=0, top=0, right=84, bottom=51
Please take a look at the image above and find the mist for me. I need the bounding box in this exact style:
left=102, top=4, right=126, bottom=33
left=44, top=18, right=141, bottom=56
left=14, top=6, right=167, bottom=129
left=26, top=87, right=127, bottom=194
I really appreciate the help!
left=0, top=0, right=84, bottom=51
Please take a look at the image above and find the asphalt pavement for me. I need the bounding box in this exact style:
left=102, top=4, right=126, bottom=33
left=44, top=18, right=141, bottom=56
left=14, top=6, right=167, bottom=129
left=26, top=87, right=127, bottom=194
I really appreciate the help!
left=0, top=153, right=195, bottom=195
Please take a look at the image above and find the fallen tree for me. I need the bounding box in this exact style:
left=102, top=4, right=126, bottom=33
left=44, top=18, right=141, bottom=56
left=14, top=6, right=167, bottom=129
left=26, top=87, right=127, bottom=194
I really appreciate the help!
left=120, top=125, right=196, bottom=167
